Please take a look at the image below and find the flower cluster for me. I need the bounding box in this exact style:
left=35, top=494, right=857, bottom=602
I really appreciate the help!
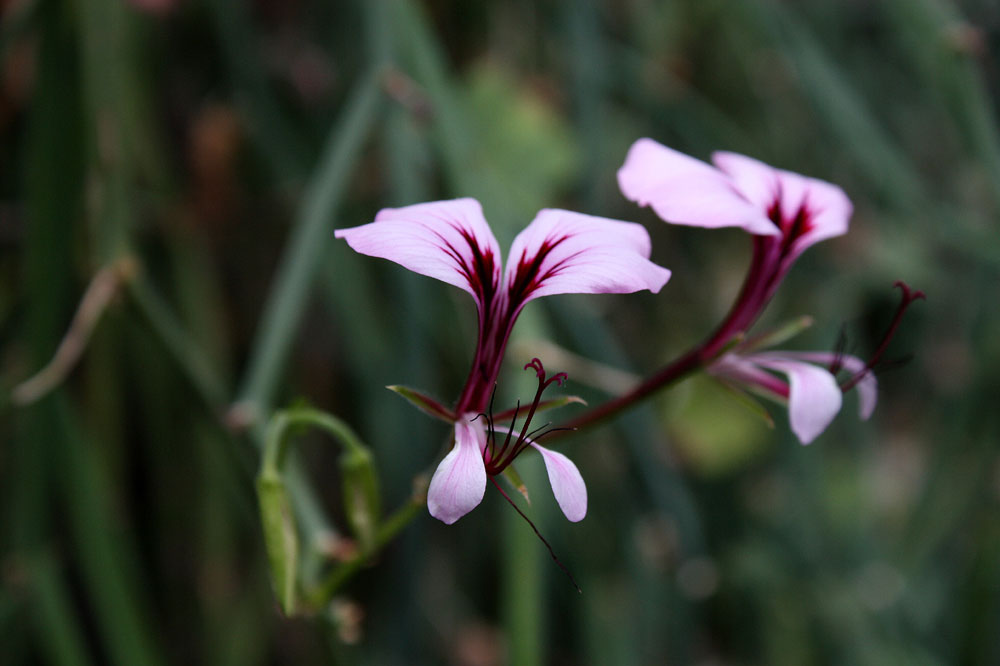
left=336, top=138, right=921, bottom=525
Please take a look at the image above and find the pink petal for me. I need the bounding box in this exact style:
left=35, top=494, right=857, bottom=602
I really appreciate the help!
left=845, top=361, right=878, bottom=421
left=529, top=442, right=588, bottom=522
left=335, top=199, right=502, bottom=310
left=790, top=178, right=854, bottom=255
left=427, top=416, right=488, bottom=524
left=781, top=352, right=877, bottom=420
left=776, top=171, right=852, bottom=260
left=711, top=151, right=782, bottom=212
left=708, top=353, right=790, bottom=398
left=713, top=150, right=852, bottom=247
left=504, top=208, right=671, bottom=306
left=618, top=139, right=779, bottom=236
left=752, top=357, right=843, bottom=445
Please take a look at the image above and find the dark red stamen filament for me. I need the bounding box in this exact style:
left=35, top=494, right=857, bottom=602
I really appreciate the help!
left=841, top=281, right=925, bottom=392
left=482, top=358, right=567, bottom=475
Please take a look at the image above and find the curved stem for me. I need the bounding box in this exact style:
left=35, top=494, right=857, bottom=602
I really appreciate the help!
left=305, top=493, right=424, bottom=609
left=558, top=347, right=704, bottom=433
left=559, top=238, right=780, bottom=434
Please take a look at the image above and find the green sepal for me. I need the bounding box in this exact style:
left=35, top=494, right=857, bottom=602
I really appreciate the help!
left=340, top=448, right=381, bottom=555
left=386, top=385, right=456, bottom=423
left=738, top=316, right=814, bottom=353
left=492, top=395, right=587, bottom=423
left=501, top=465, right=530, bottom=504
left=256, top=472, right=299, bottom=616
left=715, top=378, right=776, bottom=429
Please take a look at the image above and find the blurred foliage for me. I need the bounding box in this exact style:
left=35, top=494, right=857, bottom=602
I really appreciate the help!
left=1, top=0, right=998, bottom=664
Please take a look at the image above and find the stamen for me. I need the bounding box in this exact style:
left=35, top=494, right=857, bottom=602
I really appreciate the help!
left=481, top=358, right=571, bottom=474
left=530, top=426, right=576, bottom=442
left=526, top=421, right=554, bottom=441
left=489, top=400, right=520, bottom=471
left=841, top=281, right=925, bottom=392
left=489, top=476, right=581, bottom=593
left=828, top=324, right=849, bottom=374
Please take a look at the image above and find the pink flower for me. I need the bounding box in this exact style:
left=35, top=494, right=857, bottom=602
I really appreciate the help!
left=618, top=139, right=853, bottom=341
left=709, top=350, right=876, bottom=444
left=618, top=138, right=851, bottom=258
left=336, top=199, right=671, bottom=523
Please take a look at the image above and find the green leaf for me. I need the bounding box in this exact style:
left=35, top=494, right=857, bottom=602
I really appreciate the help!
left=493, top=395, right=587, bottom=423
left=737, top=316, right=814, bottom=353
left=501, top=465, right=530, bottom=505
left=714, top=379, right=777, bottom=429
left=386, top=385, right=456, bottom=422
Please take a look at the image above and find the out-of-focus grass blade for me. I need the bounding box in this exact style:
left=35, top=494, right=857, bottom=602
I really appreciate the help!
left=236, top=70, right=382, bottom=420
left=207, top=0, right=310, bottom=184
left=397, top=0, right=581, bottom=236
left=29, top=550, right=94, bottom=666
left=55, top=397, right=166, bottom=666
left=393, top=0, right=478, bottom=195
left=743, top=1, right=924, bottom=209
left=129, top=276, right=229, bottom=411
left=564, top=0, right=606, bottom=210
left=743, top=1, right=1000, bottom=268
left=9, top=1, right=83, bottom=662
left=502, top=460, right=547, bottom=666
left=886, top=0, right=1000, bottom=199
left=75, top=0, right=153, bottom=259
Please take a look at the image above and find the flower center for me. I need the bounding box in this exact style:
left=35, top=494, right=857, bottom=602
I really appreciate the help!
left=478, top=358, right=569, bottom=475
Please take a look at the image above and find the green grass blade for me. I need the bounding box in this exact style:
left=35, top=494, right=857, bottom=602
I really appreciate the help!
left=236, top=71, right=382, bottom=420
left=29, top=550, right=95, bottom=666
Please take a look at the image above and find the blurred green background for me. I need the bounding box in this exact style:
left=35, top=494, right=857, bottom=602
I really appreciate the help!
left=1, top=0, right=997, bottom=664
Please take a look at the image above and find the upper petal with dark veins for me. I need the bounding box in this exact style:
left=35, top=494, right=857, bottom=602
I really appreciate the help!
left=335, top=198, right=502, bottom=312
left=618, top=138, right=779, bottom=236
left=504, top=208, right=671, bottom=308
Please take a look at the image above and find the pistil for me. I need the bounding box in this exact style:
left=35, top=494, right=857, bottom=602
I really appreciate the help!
left=841, top=281, right=925, bottom=392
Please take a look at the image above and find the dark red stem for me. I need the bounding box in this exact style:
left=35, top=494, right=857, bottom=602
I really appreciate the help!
left=558, top=239, right=779, bottom=433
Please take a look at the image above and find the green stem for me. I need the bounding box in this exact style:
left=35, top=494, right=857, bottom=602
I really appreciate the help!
left=305, top=495, right=424, bottom=609
left=261, top=407, right=368, bottom=475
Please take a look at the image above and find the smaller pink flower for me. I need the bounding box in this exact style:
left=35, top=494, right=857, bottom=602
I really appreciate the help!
left=709, top=350, right=876, bottom=445
left=617, top=138, right=852, bottom=266
left=617, top=138, right=855, bottom=353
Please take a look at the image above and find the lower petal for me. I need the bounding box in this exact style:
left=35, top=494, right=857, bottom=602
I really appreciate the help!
left=777, top=351, right=878, bottom=420
left=530, top=442, right=587, bottom=522
left=754, top=358, right=842, bottom=445
left=427, top=419, right=487, bottom=524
